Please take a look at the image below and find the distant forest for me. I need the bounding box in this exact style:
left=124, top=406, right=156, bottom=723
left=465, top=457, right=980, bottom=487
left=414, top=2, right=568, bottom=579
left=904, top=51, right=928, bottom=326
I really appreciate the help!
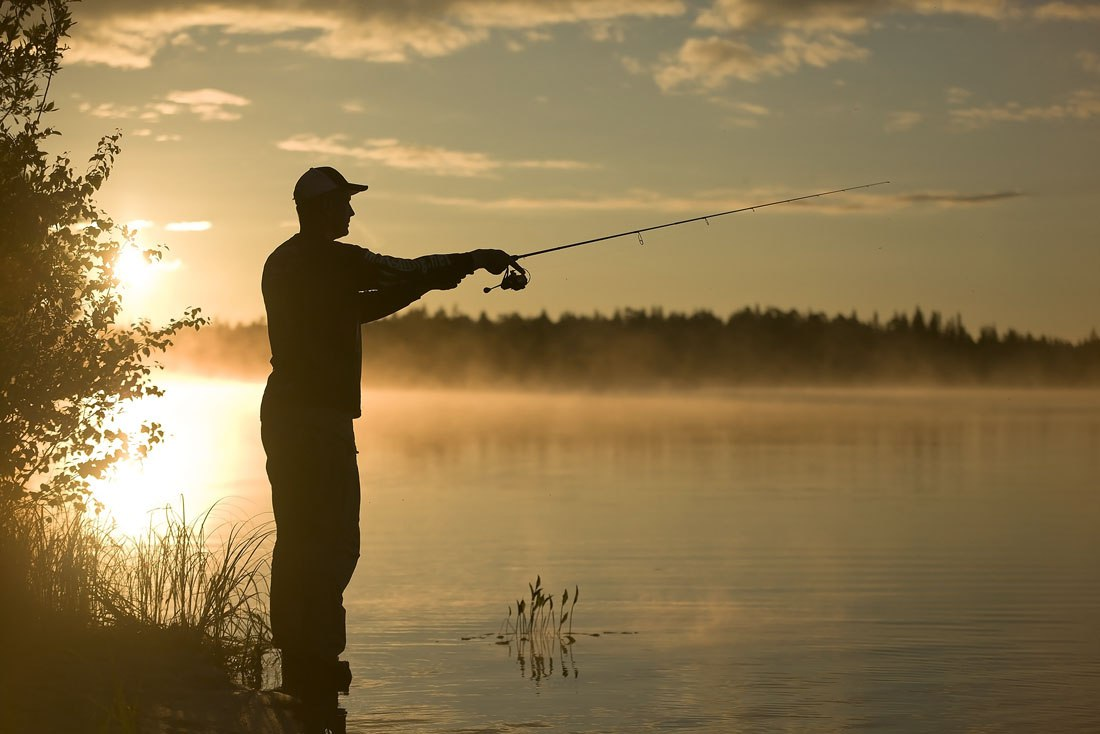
left=164, top=306, right=1100, bottom=388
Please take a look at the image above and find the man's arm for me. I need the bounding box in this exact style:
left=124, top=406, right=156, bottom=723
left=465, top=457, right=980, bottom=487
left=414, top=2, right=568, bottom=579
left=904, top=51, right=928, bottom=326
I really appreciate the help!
left=358, top=283, right=445, bottom=324
left=357, top=249, right=474, bottom=291
left=356, top=248, right=517, bottom=291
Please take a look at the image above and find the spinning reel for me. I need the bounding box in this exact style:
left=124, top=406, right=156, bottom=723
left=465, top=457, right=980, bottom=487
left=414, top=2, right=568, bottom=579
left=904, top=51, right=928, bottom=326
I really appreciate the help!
left=483, top=263, right=530, bottom=294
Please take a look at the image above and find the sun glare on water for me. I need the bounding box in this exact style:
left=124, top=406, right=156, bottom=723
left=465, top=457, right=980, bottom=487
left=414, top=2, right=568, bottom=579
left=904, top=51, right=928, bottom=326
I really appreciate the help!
left=87, top=379, right=267, bottom=538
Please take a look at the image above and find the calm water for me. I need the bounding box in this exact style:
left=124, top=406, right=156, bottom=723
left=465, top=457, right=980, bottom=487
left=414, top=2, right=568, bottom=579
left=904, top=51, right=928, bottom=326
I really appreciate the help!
left=97, top=382, right=1100, bottom=733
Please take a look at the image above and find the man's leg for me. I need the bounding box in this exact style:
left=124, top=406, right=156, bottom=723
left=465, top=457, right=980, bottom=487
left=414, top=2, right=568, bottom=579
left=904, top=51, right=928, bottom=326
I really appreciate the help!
left=262, top=415, right=360, bottom=696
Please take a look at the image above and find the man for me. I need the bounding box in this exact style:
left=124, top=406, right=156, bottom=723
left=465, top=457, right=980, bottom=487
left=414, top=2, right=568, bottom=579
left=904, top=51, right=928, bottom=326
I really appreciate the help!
left=260, top=166, right=513, bottom=705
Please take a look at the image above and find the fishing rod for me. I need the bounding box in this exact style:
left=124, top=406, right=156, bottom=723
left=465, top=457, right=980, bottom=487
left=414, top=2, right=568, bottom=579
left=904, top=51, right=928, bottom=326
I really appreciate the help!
left=484, top=181, right=890, bottom=293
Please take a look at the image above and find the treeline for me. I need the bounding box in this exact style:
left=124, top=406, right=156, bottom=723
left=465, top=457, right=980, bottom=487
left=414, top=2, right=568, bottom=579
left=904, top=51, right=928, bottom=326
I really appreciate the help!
left=164, top=306, right=1100, bottom=388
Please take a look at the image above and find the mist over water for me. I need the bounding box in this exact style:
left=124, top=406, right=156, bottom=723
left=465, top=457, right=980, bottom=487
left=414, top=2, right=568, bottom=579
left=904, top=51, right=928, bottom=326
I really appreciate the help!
left=94, top=381, right=1100, bottom=732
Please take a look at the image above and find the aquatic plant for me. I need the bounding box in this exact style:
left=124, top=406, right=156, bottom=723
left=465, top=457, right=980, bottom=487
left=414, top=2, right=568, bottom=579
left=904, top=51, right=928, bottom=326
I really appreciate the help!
left=501, top=575, right=578, bottom=643
left=497, top=576, right=580, bottom=682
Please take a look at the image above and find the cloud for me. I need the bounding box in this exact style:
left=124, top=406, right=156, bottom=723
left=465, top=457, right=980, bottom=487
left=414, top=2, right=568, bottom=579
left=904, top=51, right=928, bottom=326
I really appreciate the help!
left=696, top=0, right=1018, bottom=33
left=1079, top=50, right=1100, bottom=74
left=276, top=134, right=596, bottom=177
left=78, top=101, right=141, bottom=118
left=654, top=1, right=1096, bottom=92
left=417, top=186, right=1022, bottom=213
left=655, top=32, right=869, bottom=90
left=895, top=191, right=1024, bottom=206
left=946, top=86, right=973, bottom=104
left=77, top=89, right=250, bottom=123
left=505, top=29, right=554, bottom=52
left=164, top=88, right=251, bottom=121
left=707, top=97, right=771, bottom=126
left=950, top=89, right=1100, bottom=129
left=1033, top=2, right=1100, bottom=21
left=66, top=1, right=685, bottom=69
left=884, top=110, right=923, bottom=132
left=587, top=22, right=626, bottom=42
left=164, top=221, right=213, bottom=232
left=689, top=0, right=1100, bottom=32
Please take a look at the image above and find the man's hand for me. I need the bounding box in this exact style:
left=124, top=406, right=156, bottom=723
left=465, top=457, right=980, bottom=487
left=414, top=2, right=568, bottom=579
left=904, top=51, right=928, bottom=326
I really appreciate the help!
left=471, top=249, right=518, bottom=275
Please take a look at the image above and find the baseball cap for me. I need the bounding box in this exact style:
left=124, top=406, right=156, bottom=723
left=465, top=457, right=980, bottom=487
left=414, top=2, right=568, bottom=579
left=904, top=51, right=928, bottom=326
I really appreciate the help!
left=293, top=166, right=369, bottom=203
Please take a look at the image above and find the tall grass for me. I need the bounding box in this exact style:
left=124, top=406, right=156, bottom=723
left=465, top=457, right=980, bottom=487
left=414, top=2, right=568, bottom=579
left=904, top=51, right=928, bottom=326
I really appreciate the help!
left=0, top=501, right=274, bottom=688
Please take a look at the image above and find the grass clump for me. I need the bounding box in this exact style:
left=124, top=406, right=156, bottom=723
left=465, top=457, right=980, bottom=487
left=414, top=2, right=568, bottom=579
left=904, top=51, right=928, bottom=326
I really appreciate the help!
left=97, top=503, right=275, bottom=688
left=0, top=500, right=275, bottom=701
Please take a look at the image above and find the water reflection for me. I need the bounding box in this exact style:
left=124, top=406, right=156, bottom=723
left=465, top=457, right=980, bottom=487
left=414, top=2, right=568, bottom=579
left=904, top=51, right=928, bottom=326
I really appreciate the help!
left=87, top=381, right=1100, bottom=732
left=88, top=378, right=267, bottom=536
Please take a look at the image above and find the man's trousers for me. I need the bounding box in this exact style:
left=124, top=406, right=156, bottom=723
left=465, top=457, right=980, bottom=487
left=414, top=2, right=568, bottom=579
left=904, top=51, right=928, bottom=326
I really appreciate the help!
left=261, top=413, right=361, bottom=660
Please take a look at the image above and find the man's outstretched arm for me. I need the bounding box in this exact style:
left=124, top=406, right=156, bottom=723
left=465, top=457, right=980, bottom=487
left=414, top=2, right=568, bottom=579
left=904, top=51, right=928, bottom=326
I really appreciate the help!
left=356, top=248, right=515, bottom=291
left=355, top=248, right=515, bottom=323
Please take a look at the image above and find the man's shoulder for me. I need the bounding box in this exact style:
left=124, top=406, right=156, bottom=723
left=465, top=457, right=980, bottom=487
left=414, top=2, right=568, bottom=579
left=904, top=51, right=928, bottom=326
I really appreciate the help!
left=265, top=233, right=300, bottom=264
left=263, top=235, right=368, bottom=288
left=267, top=235, right=366, bottom=260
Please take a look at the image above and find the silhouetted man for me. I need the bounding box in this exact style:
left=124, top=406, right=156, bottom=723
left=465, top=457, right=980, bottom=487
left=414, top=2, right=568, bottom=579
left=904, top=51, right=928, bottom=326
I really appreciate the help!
left=261, top=166, right=513, bottom=709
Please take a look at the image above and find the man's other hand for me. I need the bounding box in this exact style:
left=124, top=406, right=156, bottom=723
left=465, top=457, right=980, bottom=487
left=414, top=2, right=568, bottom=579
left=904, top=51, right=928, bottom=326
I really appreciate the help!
left=471, top=249, right=518, bottom=275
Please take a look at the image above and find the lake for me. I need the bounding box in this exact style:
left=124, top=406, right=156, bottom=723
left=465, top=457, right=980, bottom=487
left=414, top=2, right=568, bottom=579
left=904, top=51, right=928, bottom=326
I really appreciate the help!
left=94, top=381, right=1100, bottom=733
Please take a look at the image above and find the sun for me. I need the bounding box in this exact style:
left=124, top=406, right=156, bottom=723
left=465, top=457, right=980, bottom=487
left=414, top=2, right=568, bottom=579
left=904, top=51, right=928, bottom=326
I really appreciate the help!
left=115, top=246, right=156, bottom=292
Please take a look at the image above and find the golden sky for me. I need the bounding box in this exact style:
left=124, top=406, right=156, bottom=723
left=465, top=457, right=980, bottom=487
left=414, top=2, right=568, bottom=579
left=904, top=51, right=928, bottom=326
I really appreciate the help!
left=49, top=0, right=1100, bottom=338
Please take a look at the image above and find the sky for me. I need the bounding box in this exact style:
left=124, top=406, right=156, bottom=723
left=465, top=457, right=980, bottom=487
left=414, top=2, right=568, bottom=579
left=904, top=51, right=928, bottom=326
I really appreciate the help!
left=46, top=0, right=1100, bottom=339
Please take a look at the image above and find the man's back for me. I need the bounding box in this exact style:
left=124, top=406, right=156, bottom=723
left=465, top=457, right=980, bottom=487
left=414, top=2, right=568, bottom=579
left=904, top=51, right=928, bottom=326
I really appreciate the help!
left=262, top=233, right=364, bottom=419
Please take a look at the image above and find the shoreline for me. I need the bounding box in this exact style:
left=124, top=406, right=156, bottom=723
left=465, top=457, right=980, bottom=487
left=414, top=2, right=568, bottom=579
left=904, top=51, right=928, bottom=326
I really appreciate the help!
left=0, top=622, right=299, bottom=733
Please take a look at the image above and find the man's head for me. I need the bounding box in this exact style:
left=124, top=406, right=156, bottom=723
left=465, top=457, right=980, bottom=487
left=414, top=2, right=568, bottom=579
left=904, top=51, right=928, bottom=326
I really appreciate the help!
left=294, top=166, right=369, bottom=240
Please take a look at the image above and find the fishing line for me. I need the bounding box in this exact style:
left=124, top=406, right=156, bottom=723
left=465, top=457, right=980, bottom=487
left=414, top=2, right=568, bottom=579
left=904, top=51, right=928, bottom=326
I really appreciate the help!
left=484, top=181, right=890, bottom=294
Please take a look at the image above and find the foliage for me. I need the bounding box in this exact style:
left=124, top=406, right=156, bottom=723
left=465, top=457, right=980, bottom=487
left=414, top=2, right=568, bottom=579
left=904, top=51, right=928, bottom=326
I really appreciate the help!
left=0, top=0, right=206, bottom=512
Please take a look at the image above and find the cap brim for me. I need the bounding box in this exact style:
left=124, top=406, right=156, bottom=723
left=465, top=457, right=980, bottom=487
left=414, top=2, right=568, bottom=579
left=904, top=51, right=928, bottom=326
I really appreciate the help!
left=346, top=183, right=369, bottom=195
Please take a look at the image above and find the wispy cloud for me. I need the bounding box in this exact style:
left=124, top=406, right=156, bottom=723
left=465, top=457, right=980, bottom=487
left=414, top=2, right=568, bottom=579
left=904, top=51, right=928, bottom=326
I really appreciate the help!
left=418, top=187, right=1022, bottom=213
left=164, top=89, right=250, bottom=121
left=1079, top=50, right=1100, bottom=74
left=164, top=221, right=213, bottom=232
left=950, top=89, right=1100, bottom=129
left=885, top=110, right=923, bottom=132
left=946, top=86, right=973, bottom=105
left=78, top=88, right=250, bottom=123
left=655, top=32, right=868, bottom=90
left=696, top=0, right=1021, bottom=34
left=1033, top=2, right=1100, bottom=22
left=895, top=191, right=1024, bottom=206
left=67, top=1, right=685, bottom=69
left=276, top=134, right=596, bottom=177
left=708, top=97, right=771, bottom=127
